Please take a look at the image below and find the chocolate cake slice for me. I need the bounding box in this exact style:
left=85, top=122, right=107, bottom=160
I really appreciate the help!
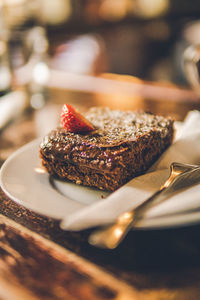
left=40, top=107, right=174, bottom=191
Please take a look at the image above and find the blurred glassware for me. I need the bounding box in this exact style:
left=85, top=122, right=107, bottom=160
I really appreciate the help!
left=0, top=0, right=51, bottom=123
left=1, top=0, right=72, bottom=109
left=0, top=40, right=12, bottom=96
left=7, top=25, right=50, bottom=109
left=172, top=21, right=200, bottom=86
left=25, top=26, right=50, bottom=109
left=0, top=5, right=12, bottom=96
left=184, top=44, right=200, bottom=96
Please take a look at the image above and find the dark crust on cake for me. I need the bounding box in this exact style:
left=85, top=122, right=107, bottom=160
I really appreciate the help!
left=40, top=107, right=174, bottom=191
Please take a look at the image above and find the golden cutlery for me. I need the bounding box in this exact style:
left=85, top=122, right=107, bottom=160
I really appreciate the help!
left=88, top=162, right=200, bottom=249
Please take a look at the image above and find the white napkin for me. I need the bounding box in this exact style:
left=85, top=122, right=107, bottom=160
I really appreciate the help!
left=61, top=110, right=200, bottom=231
left=0, top=91, right=28, bottom=130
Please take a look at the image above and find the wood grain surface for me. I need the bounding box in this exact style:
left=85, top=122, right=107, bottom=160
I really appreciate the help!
left=1, top=107, right=200, bottom=300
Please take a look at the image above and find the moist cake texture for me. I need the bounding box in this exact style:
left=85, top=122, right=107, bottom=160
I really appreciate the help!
left=40, top=107, right=174, bottom=191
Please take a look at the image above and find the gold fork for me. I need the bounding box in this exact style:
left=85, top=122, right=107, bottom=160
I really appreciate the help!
left=88, top=162, right=200, bottom=249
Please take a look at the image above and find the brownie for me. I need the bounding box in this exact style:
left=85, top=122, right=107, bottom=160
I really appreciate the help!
left=40, top=107, right=174, bottom=191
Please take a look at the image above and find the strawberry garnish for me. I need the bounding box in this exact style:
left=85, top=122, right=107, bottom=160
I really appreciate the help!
left=60, top=104, right=94, bottom=133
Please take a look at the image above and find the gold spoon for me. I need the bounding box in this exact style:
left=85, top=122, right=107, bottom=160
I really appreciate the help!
left=88, top=162, right=200, bottom=249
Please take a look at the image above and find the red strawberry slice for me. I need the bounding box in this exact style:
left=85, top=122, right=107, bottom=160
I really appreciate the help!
left=60, top=104, right=94, bottom=133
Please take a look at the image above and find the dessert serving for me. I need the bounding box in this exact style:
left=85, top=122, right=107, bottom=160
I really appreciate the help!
left=40, top=105, right=174, bottom=191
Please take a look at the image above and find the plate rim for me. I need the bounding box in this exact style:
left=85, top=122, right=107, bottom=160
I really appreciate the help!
left=1, top=139, right=200, bottom=230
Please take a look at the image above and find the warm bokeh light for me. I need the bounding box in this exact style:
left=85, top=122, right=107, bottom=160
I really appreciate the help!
left=2, top=0, right=25, bottom=5
left=135, top=0, right=169, bottom=18
left=119, top=212, right=133, bottom=221
left=99, top=0, right=129, bottom=21
left=34, top=167, right=46, bottom=174
left=33, top=62, right=49, bottom=85
left=114, top=228, right=123, bottom=238
left=40, top=0, right=72, bottom=25
left=1, top=0, right=72, bottom=27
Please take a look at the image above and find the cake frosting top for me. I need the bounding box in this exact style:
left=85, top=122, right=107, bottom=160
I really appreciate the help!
left=41, top=107, right=173, bottom=148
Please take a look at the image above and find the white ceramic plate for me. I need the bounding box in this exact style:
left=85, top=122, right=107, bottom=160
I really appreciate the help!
left=1, top=139, right=200, bottom=230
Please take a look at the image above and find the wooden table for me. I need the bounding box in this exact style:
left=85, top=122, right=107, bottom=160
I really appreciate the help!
left=1, top=106, right=200, bottom=300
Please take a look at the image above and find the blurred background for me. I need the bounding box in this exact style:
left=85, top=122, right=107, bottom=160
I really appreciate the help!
left=1, top=0, right=200, bottom=135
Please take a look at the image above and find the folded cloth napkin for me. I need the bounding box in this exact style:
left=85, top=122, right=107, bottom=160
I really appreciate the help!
left=61, top=110, right=200, bottom=231
left=0, top=91, right=27, bottom=130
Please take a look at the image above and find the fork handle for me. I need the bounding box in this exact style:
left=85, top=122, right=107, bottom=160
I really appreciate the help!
left=88, top=188, right=165, bottom=249
left=88, top=211, right=136, bottom=249
left=88, top=163, right=200, bottom=249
